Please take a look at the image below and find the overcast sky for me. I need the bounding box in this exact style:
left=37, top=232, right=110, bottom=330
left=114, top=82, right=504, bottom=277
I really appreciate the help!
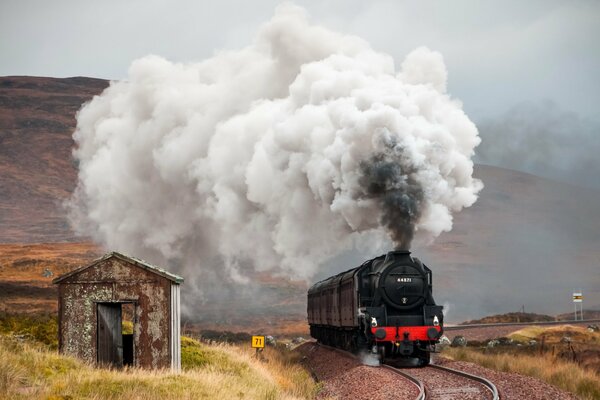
left=1, top=0, right=599, bottom=122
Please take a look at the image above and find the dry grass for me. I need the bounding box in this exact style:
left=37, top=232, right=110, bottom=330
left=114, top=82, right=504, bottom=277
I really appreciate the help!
left=0, top=335, right=318, bottom=400
left=0, top=313, right=58, bottom=349
left=509, top=325, right=600, bottom=345
left=444, top=347, right=600, bottom=400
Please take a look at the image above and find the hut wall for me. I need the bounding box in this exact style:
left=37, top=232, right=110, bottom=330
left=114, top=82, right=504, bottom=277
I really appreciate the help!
left=58, top=257, right=172, bottom=369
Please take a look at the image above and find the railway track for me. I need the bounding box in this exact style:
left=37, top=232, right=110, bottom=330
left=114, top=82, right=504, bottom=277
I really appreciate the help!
left=318, top=343, right=499, bottom=400
left=385, top=361, right=499, bottom=400
left=380, top=364, right=426, bottom=400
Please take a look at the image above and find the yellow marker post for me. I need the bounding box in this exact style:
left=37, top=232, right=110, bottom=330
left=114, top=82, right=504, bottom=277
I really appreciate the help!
left=252, top=335, right=265, bottom=359
left=252, top=335, right=265, bottom=348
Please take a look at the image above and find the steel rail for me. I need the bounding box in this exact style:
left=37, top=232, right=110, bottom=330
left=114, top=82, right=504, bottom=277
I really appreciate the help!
left=427, top=364, right=499, bottom=400
left=381, top=364, right=426, bottom=400
left=316, top=342, right=498, bottom=400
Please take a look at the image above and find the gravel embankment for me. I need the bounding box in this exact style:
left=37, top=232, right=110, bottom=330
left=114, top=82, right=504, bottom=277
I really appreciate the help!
left=295, top=342, right=419, bottom=399
left=434, top=356, right=579, bottom=400
left=296, top=343, right=581, bottom=399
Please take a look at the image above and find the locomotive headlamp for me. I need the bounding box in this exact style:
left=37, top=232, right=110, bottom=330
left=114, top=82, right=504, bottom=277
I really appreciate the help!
left=371, top=317, right=378, bottom=327
left=433, top=315, right=439, bottom=326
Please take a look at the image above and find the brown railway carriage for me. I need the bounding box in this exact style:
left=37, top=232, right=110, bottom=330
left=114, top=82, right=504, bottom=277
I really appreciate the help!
left=308, top=265, right=361, bottom=328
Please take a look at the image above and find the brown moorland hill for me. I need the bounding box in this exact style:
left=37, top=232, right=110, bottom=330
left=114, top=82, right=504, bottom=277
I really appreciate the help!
left=460, top=312, right=556, bottom=325
left=414, top=164, right=600, bottom=321
left=0, top=76, right=108, bottom=243
left=0, top=242, right=100, bottom=313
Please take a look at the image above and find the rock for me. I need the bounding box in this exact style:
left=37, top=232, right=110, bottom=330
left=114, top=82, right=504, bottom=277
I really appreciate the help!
left=497, top=337, right=514, bottom=346
left=561, top=336, right=572, bottom=343
left=451, top=335, right=467, bottom=347
left=266, top=335, right=276, bottom=346
left=528, top=340, right=537, bottom=346
left=438, top=335, right=451, bottom=348
left=487, top=339, right=500, bottom=348
left=587, top=324, right=599, bottom=332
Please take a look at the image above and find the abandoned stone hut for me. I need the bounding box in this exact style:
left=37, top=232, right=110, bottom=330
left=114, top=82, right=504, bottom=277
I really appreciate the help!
left=53, top=251, right=184, bottom=370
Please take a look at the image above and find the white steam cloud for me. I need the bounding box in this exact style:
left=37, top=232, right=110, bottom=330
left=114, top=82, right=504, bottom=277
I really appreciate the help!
left=69, top=5, right=482, bottom=289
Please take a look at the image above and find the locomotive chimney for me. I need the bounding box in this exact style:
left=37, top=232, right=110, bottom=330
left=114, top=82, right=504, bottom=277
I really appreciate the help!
left=384, top=249, right=412, bottom=264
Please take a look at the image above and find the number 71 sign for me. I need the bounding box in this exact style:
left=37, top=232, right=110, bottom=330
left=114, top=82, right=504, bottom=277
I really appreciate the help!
left=252, top=335, right=265, bottom=348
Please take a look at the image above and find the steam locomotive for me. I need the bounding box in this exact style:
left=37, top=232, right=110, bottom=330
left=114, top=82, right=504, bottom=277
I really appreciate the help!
left=307, top=250, right=443, bottom=365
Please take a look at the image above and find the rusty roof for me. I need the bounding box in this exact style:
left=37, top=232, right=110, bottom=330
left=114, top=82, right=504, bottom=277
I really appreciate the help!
left=52, top=251, right=184, bottom=284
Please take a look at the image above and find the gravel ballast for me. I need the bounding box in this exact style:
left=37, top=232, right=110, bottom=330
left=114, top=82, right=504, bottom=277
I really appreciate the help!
left=296, top=342, right=581, bottom=399
left=296, top=342, right=419, bottom=399
left=407, top=365, right=493, bottom=400
left=434, top=357, right=579, bottom=400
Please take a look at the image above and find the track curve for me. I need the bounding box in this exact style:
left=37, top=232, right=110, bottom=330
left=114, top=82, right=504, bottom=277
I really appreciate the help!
left=428, top=364, right=499, bottom=399
left=381, top=364, right=426, bottom=400
left=316, top=343, right=425, bottom=400
left=391, top=362, right=500, bottom=400
left=314, top=342, right=499, bottom=399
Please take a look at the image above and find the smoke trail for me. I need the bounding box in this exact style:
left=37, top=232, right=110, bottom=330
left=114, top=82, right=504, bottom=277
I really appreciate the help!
left=359, top=148, right=423, bottom=249
left=68, top=4, right=482, bottom=297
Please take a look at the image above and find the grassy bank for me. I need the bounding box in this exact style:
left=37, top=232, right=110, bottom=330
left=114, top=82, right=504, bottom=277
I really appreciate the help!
left=0, top=313, right=58, bottom=349
left=444, top=347, right=600, bottom=400
left=0, top=334, right=317, bottom=400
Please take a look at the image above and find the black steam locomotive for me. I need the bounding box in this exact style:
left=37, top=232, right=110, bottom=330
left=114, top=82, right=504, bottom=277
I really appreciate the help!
left=307, top=250, right=443, bottom=365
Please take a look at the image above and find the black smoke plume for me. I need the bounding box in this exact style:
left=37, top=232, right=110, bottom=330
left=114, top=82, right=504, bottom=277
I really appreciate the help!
left=359, top=148, right=423, bottom=249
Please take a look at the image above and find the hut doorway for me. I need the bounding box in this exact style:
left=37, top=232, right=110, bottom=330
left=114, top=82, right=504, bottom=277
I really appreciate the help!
left=96, top=302, right=135, bottom=367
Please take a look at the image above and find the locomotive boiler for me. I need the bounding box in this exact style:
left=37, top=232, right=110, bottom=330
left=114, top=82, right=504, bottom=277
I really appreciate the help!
left=307, top=250, right=443, bottom=365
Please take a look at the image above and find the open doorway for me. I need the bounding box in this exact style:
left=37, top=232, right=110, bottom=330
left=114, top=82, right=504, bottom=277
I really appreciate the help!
left=96, top=302, right=135, bottom=367
left=122, top=303, right=134, bottom=366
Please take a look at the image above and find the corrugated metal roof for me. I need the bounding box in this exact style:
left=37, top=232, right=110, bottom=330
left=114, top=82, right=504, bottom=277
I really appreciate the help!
left=52, top=251, right=184, bottom=284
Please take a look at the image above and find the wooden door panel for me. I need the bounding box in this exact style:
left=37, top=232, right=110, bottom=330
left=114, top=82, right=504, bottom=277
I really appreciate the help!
left=97, top=303, right=123, bottom=366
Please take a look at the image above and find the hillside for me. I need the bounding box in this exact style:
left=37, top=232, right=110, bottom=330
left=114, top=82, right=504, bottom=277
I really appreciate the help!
left=0, top=242, right=100, bottom=314
left=460, top=312, right=555, bottom=325
left=416, top=164, right=600, bottom=321
left=1, top=75, right=599, bottom=324
left=0, top=76, right=108, bottom=243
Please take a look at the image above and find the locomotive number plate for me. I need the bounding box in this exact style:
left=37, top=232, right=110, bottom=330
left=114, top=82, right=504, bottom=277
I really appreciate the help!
left=397, top=277, right=412, bottom=283
left=252, top=335, right=265, bottom=348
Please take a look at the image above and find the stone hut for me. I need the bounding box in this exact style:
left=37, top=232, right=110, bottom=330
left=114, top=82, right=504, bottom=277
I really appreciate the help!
left=53, top=251, right=184, bottom=370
